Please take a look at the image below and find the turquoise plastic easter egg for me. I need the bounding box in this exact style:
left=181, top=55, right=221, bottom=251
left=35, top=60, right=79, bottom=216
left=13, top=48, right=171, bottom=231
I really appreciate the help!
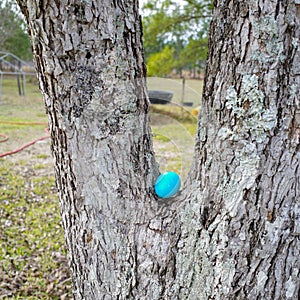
left=154, top=171, right=181, bottom=199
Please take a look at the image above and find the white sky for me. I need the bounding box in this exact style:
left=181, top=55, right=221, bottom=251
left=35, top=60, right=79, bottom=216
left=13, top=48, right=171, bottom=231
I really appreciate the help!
left=139, top=0, right=150, bottom=15
left=139, top=0, right=183, bottom=16
left=139, top=0, right=148, bottom=8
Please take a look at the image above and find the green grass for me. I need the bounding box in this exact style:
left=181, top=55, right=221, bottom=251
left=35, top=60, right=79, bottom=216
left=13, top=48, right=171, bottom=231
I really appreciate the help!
left=0, top=77, right=48, bottom=154
left=0, top=160, right=72, bottom=299
left=0, top=77, right=71, bottom=299
left=150, top=105, right=198, bottom=179
left=150, top=104, right=198, bottom=134
left=0, top=77, right=45, bottom=122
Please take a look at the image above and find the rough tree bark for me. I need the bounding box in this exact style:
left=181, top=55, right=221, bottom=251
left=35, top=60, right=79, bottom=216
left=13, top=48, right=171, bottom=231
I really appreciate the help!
left=17, top=0, right=299, bottom=299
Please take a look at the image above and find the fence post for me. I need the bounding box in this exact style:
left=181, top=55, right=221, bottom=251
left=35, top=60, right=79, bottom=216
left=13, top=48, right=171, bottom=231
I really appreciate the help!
left=0, top=73, right=2, bottom=103
left=22, top=73, right=26, bottom=96
left=181, top=77, right=185, bottom=117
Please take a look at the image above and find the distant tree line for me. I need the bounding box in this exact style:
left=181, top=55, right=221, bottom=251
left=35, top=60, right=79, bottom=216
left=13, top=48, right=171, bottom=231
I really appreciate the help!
left=142, top=0, right=212, bottom=78
left=0, top=0, right=32, bottom=60
left=1, top=0, right=211, bottom=72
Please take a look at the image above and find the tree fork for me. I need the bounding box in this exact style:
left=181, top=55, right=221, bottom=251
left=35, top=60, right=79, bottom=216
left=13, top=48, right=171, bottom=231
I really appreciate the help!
left=17, top=0, right=299, bottom=299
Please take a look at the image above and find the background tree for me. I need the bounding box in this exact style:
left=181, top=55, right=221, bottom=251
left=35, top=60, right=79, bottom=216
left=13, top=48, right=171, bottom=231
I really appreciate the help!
left=142, top=0, right=212, bottom=77
left=177, top=37, right=208, bottom=77
left=147, top=45, right=175, bottom=76
left=17, top=0, right=299, bottom=299
left=0, top=1, right=32, bottom=60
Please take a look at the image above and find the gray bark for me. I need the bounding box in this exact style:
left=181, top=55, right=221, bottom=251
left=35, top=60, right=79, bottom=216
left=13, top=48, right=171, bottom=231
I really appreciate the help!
left=186, top=1, right=300, bottom=298
left=17, top=0, right=299, bottom=299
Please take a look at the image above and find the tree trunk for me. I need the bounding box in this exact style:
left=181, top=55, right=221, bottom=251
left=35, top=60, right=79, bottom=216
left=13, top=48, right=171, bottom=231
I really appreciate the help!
left=186, top=0, right=300, bottom=298
left=17, top=0, right=299, bottom=299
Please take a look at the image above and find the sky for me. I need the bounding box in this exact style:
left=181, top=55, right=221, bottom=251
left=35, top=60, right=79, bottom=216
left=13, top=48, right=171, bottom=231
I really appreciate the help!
left=139, top=0, right=183, bottom=16
left=139, top=0, right=150, bottom=15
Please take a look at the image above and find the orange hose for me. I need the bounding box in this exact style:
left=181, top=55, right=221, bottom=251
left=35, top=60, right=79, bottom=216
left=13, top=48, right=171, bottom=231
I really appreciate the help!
left=0, top=121, right=48, bottom=126
left=0, top=135, right=50, bottom=158
left=0, top=121, right=50, bottom=158
left=0, top=133, right=9, bottom=143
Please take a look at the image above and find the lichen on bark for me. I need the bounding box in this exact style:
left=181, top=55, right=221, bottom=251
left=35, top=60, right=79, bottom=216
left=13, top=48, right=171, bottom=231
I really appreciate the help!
left=225, top=74, right=277, bottom=143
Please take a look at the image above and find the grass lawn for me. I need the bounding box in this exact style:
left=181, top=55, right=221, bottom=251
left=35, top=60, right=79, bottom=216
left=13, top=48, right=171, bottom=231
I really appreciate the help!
left=0, top=76, right=201, bottom=299
left=0, top=160, right=71, bottom=299
left=0, top=77, right=72, bottom=299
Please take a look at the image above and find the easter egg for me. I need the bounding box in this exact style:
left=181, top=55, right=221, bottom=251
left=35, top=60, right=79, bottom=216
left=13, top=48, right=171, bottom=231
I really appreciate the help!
left=154, top=171, right=181, bottom=199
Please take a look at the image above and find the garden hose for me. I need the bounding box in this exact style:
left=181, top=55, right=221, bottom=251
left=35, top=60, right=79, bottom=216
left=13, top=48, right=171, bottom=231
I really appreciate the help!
left=0, top=121, right=49, bottom=158
left=0, top=133, right=8, bottom=143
